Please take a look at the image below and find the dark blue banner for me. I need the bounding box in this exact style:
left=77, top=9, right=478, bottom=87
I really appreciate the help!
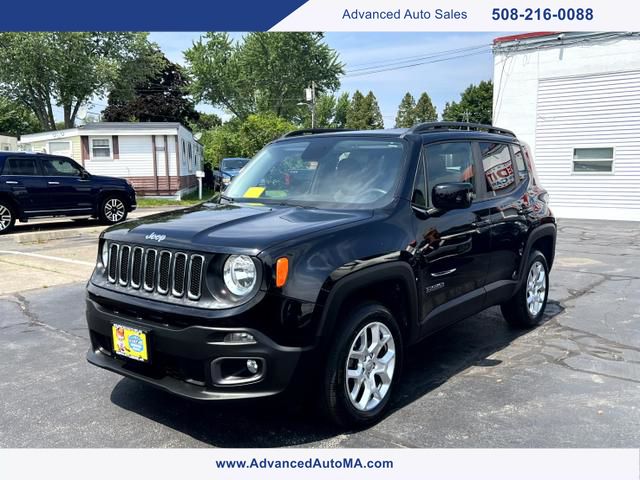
left=0, top=0, right=308, bottom=31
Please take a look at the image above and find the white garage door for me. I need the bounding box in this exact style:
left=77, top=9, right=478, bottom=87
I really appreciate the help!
left=535, top=70, right=640, bottom=221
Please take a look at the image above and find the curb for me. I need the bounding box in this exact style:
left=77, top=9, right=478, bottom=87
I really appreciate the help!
left=14, top=228, right=102, bottom=244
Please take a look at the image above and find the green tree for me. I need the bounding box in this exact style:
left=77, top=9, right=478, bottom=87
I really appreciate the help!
left=394, top=92, right=416, bottom=128
left=0, top=32, right=162, bottom=130
left=334, top=92, right=349, bottom=128
left=0, top=97, right=41, bottom=137
left=414, top=92, right=438, bottom=123
left=442, top=80, right=493, bottom=124
left=185, top=32, right=343, bottom=121
left=103, top=55, right=199, bottom=125
left=201, top=113, right=294, bottom=167
left=190, top=112, right=223, bottom=132
left=299, top=92, right=349, bottom=128
left=346, top=90, right=384, bottom=130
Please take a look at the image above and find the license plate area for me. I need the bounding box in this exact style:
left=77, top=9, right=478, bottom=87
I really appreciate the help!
left=112, top=324, right=150, bottom=363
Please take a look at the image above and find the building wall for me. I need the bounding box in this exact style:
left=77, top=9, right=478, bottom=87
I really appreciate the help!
left=493, top=34, right=640, bottom=221
left=0, top=135, right=18, bottom=151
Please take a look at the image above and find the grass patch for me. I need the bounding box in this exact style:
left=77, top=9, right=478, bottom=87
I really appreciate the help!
left=137, top=187, right=218, bottom=208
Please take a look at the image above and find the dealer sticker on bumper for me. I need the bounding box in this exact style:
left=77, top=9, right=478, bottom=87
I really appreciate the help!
left=112, top=324, right=149, bottom=362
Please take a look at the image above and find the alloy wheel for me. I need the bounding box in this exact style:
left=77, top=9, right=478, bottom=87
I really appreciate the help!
left=345, top=321, right=396, bottom=412
left=105, top=198, right=125, bottom=223
left=526, top=260, right=547, bottom=316
left=0, top=205, right=12, bottom=232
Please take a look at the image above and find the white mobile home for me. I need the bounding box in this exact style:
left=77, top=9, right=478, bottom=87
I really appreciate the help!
left=19, top=122, right=203, bottom=198
left=493, top=32, right=640, bottom=221
left=0, top=134, right=18, bottom=151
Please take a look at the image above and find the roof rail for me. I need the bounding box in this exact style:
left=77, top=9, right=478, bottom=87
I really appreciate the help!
left=404, top=122, right=516, bottom=138
left=280, top=128, right=354, bottom=138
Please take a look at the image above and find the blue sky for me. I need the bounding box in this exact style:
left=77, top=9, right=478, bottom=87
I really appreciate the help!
left=91, top=32, right=503, bottom=127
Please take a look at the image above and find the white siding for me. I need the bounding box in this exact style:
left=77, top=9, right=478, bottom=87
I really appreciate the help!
left=535, top=71, right=640, bottom=218
left=84, top=135, right=153, bottom=177
left=168, top=135, right=179, bottom=176
left=493, top=34, right=640, bottom=221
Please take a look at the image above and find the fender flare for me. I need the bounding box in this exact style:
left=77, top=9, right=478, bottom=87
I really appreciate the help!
left=315, top=261, right=419, bottom=346
left=517, top=223, right=557, bottom=288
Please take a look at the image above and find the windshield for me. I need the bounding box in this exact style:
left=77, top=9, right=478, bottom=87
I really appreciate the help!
left=222, top=158, right=249, bottom=170
left=224, top=137, right=405, bottom=208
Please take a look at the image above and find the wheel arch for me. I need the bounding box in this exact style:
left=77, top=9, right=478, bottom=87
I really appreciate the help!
left=315, top=261, right=419, bottom=348
left=517, top=223, right=556, bottom=288
left=0, top=192, right=22, bottom=217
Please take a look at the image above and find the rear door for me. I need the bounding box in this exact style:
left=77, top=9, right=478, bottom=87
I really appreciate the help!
left=0, top=156, right=48, bottom=213
left=40, top=156, right=93, bottom=212
left=475, top=141, right=528, bottom=290
left=412, top=141, right=492, bottom=335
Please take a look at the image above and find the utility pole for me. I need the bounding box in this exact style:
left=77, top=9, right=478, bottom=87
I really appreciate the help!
left=304, top=82, right=317, bottom=128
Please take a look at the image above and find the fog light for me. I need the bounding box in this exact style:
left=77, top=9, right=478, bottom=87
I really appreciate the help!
left=223, top=332, right=256, bottom=344
left=246, top=359, right=259, bottom=374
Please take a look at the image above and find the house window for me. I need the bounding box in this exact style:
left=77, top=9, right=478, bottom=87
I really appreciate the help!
left=91, top=138, right=112, bottom=159
left=48, top=141, right=71, bottom=156
left=1, top=143, right=10, bottom=151
left=573, top=147, right=613, bottom=173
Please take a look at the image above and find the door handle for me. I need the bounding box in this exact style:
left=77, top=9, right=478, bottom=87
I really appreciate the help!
left=472, top=220, right=490, bottom=228
left=47, top=181, right=60, bottom=185
left=5, top=180, right=19, bottom=185
left=431, top=268, right=457, bottom=277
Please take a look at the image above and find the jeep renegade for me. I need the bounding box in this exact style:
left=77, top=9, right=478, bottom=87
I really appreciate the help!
left=86, top=122, right=556, bottom=427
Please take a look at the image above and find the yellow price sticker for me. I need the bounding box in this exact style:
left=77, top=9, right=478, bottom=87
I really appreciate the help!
left=243, top=186, right=266, bottom=198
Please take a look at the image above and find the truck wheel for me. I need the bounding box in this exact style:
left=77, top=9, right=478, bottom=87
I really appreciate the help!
left=501, top=250, right=549, bottom=328
left=0, top=201, right=16, bottom=235
left=99, top=195, right=128, bottom=225
left=321, top=302, right=402, bottom=428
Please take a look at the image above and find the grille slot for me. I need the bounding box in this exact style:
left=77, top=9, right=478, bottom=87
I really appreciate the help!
left=172, top=253, right=188, bottom=297
left=118, top=245, right=131, bottom=286
left=157, top=251, right=172, bottom=295
left=188, top=255, right=205, bottom=300
left=143, top=249, right=158, bottom=292
left=107, top=244, right=119, bottom=283
left=130, top=247, right=143, bottom=289
left=103, top=243, right=206, bottom=302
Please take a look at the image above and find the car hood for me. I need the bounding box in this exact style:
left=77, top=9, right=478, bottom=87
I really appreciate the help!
left=221, top=168, right=242, bottom=177
left=102, top=201, right=372, bottom=254
left=91, top=174, right=128, bottom=185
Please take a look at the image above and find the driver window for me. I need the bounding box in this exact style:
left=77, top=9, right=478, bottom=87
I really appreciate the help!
left=424, top=142, right=475, bottom=205
left=42, top=157, right=82, bottom=177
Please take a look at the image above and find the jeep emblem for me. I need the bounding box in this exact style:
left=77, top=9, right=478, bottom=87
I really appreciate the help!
left=145, top=232, right=166, bottom=242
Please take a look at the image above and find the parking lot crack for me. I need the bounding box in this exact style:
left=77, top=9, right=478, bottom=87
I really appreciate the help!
left=12, top=293, right=85, bottom=341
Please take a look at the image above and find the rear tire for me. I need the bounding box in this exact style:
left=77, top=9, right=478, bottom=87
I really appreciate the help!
left=0, top=200, right=16, bottom=235
left=320, top=302, right=402, bottom=428
left=501, top=250, right=549, bottom=328
left=99, top=195, right=128, bottom=225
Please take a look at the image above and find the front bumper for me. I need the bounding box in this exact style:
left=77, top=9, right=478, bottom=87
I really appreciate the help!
left=86, top=296, right=305, bottom=401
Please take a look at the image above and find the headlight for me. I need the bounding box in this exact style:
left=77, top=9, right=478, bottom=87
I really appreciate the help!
left=223, top=255, right=257, bottom=296
left=222, top=176, right=231, bottom=184
left=101, top=241, right=109, bottom=267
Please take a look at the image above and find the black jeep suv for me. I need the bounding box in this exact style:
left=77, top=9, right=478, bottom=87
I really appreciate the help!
left=86, top=123, right=556, bottom=427
left=0, top=152, right=136, bottom=234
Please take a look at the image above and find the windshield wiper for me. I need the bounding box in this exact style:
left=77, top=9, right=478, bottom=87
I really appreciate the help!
left=220, top=194, right=234, bottom=203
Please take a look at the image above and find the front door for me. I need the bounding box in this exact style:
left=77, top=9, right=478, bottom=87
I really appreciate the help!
left=411, top=141, right=492, bottom=335
left=40, top=156, right=93, bottom=212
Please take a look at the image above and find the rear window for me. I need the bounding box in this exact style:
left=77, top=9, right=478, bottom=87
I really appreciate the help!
left=479, top=142, right=516, bottom=196
left=1, top=157, right=39, bottom=176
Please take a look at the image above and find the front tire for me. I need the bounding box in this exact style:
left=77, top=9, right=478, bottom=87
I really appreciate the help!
left=321, top=303, right=402, bottom=428
left=501, top=250, right=549, bottom=327
left=0, top=201, right=16, bottom=235
left=99, top=195, right=128, bottom=225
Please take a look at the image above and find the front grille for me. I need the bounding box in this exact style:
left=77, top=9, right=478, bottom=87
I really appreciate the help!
left=106, top=242, right=206, bottom=302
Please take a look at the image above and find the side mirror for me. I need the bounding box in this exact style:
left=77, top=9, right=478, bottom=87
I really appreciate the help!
left=432, top=182, right=474, bottom=210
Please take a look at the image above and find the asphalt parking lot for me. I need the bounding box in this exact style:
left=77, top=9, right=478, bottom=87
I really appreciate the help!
left=1, top=215, right=639, bottom=448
